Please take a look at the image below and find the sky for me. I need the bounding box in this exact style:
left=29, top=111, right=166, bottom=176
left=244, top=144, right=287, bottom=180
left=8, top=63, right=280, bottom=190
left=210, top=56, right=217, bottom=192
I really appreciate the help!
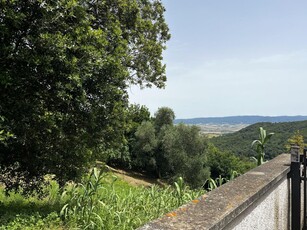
left=128, top=0, right=307, bottom=119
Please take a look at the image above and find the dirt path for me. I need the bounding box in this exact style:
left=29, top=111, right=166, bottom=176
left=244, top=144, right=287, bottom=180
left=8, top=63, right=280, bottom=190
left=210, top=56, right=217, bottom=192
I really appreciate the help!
left=106, top=166, right=166, bottom=187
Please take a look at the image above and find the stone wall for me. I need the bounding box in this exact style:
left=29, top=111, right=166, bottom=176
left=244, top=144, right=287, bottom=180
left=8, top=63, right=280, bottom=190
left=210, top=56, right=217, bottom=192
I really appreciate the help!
left=139, top=154, right=291, bottom=230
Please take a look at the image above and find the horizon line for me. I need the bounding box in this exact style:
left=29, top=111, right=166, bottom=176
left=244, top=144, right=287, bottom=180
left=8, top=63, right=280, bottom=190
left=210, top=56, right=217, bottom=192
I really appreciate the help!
left=175, top=115, right=307, bottom=120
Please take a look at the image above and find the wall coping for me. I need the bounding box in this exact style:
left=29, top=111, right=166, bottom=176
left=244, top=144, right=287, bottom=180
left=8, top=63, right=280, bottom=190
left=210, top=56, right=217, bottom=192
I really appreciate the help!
left=139, top=154, right=291, bottom=230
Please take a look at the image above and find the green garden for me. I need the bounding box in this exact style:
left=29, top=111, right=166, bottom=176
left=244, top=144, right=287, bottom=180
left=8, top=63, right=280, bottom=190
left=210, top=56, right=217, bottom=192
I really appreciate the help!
left=1, top=1, right=305, bottom=229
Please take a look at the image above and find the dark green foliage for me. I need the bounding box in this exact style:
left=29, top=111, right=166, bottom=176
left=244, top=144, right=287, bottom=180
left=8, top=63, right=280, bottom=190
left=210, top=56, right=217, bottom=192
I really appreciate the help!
left=206, top=144, right=254, bottom=179
left=107, top=104, right=151, bottom=168
left=0, top=116, right=14, bottom=144
left=0, top=0, right=170, bottom=191
left=123, top=107, right=255, bottom=188
left=129, top=107, right=210, bottom=188
left=132, top=121, right=158, bottom=172
left=159, top=124, right=210, bottom=188
left=211, top=120, right=307, bottom=160
left=154, top=107, right=175, bottom=133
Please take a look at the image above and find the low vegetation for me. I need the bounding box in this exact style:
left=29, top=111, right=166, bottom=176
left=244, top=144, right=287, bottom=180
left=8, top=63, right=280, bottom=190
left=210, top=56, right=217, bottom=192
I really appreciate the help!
left=0, top=168, right=203, bottom=230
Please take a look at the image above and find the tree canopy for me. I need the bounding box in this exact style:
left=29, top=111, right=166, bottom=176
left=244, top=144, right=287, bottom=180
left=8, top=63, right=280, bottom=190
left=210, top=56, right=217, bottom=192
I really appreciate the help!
left=0, top=0, right=170, bottom=191
left=154, top=106, right=175, bottom=133
left=127, top=107, right=211, bottom=188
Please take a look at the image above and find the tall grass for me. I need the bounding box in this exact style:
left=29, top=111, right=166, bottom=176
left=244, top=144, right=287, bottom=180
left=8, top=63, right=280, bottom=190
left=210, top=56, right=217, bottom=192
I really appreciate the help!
left=0, top=168, right=203, bottom=229
left=60, top=168, right=203, bottom=229
left=204, top=170, right=240, bottom=191
left=0, top=182, right=63, bottom=230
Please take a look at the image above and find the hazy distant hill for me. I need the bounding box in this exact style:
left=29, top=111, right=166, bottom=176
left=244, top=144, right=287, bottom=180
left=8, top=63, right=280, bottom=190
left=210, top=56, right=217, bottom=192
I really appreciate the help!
left=210, top=120, right=307, bottom=160
left=175, top=115, right=307, bottom=125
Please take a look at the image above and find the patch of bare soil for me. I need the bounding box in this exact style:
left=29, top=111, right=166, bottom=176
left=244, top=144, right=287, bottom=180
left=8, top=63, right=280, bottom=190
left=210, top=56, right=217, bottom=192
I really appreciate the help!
left=106, top=165, right=166, bottom=187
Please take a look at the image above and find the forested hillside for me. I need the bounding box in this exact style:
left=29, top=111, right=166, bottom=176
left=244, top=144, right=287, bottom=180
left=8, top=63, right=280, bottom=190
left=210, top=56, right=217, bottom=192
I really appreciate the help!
left=210, top=120, right=307, bottom=159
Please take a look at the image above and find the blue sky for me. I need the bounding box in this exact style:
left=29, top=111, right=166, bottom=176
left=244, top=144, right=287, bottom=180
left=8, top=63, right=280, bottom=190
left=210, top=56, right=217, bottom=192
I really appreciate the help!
left=129, top=0, right=307, bottom=119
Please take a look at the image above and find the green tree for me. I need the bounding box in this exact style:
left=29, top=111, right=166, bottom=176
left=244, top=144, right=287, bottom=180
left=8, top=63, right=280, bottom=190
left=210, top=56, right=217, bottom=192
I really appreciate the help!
left=285, top=130, right=307, bottom=153
left=133, top=121, right=158, bottom=173
left=107, top=104, right=151, bottom=168
left=206, top=143, right=254, bottom=179
left=129, top=108, right=210, bottom=188
left=160, top=124, right=210, bottom=188
left=0, top=0, right=170, bottom=191
left=251, top=127, right=274, bottom=166
left=154, top=107, right=175, bottom=133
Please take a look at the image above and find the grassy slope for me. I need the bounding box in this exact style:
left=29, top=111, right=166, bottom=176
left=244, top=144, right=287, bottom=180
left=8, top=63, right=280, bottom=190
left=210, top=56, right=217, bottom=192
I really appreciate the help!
left=0, top=171, right=203, bottom=230
left=210, top=120, right=307, bottom=159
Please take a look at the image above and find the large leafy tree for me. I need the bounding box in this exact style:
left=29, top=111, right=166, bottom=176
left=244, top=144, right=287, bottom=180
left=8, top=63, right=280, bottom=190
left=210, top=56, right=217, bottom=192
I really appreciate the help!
left=160, top=124, right=210, bottom=188
left=0, top=0, right=170, bottom=190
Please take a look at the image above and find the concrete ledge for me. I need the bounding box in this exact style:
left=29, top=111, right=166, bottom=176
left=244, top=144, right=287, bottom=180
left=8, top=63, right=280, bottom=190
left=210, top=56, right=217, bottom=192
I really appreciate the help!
left=139, top=154, right=291, bottom=230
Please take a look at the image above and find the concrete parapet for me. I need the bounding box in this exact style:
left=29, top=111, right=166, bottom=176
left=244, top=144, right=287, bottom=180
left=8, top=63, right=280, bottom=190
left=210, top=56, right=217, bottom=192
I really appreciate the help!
left=139, top=154, right=291, bottom=230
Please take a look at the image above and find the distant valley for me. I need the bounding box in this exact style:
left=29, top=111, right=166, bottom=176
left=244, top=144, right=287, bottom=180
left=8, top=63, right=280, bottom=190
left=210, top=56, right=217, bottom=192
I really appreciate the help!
left=175, top=115, right=307, bottom=125
left=191, top=123, right=250, bottom=136
left=175, top=116, right=307, bottom=135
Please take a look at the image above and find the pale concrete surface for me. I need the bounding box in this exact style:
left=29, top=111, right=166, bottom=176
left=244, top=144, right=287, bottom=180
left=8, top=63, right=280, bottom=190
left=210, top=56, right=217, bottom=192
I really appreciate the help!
left=227, top=177, right=290, bottom=230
